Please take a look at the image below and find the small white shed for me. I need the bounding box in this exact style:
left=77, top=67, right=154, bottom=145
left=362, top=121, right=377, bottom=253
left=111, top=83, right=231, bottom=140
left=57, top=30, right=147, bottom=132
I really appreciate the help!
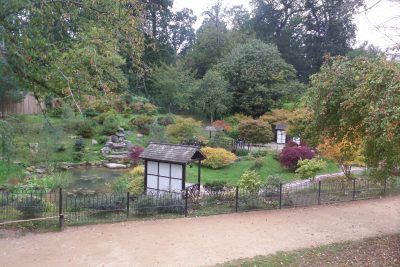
left=139, top=143, right=206, bottom=194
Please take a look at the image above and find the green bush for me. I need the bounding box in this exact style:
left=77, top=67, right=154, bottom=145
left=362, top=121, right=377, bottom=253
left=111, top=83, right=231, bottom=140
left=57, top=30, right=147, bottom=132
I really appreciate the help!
left=208, top=132, right=233, bottom=150
left=157, top=114, right=176, bottom=126
left=251, top=149, right=268, bottom=158
left=14, top=196, right=45, bottom=219
left=238, top=170, right=262, bottom=193
left=102, top=116, right=120, bottom=135
left=295, top=159, right=327, bottom=180
left=235, top=149, right=249, bottom=157
left=73, top=119, right=96, bottom=138
left=73, top=137, right=85, bottom=161
left=130, top=115, right=154, bottom=135
left=238, top=119, right=274, bottom=144
left=166, top=117, right=202, bottom=143
left=250, top=158, right=264, bottom=170
left=83, top=108, right=99, bottom=118
left=96, top=109, right=117, bottom=125
left=201, top=147, right=237, bottom=169
left=204, top=180, right=227, bottom=194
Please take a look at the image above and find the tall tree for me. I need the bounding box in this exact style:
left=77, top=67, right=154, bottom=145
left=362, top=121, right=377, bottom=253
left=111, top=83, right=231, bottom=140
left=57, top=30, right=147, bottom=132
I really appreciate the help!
left=196, top=70, right=232, bottom=124
left=219, top=40, right=304, bottom=116
left=1, top=0, right=144, bottom=111
left=250, top=0, right=364, bottom=81
left=307, top=56, right=400, bottom=180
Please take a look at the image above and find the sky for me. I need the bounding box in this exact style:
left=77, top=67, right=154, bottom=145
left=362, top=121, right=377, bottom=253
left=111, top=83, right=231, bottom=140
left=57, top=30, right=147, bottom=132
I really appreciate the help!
left=173, top=0, right=400, bottom=51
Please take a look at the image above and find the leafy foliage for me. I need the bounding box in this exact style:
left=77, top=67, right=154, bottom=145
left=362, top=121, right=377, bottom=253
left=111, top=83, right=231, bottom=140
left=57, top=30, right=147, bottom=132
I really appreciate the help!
left=196, top=70, right=232, bottom=123
left=219, top=40, right=302, bottom=116
left=238, top=170, right=262, bottom=193
left=201, top=147, right=237, bottom=169
left=166, top=117, right=202, bottom=144
left=295, top=159, right=327, bottom=180
left=307, top=56, right=400, bottom=180
left=238, top=119, right=274, bottom=144
left=279, top=146, right=315, bottom=170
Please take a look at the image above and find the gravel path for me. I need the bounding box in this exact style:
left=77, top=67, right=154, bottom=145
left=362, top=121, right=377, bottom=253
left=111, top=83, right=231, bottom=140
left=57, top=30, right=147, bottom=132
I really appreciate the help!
left=1, top=196, right=399, bottom=267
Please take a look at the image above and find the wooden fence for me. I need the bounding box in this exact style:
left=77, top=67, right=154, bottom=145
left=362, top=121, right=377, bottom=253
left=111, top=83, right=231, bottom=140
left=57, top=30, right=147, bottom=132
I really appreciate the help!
left=0, top=94, right=44, bottom=116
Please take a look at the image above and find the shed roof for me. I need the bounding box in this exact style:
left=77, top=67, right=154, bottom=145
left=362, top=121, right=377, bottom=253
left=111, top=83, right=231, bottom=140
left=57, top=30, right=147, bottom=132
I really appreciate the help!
left=140, top=143, right=206, bottom=164
left=275, top=123, right=288, bottom=130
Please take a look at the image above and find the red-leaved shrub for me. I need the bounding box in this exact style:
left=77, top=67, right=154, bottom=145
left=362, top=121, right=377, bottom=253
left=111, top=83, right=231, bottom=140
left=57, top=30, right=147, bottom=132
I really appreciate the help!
left=279, top=146, right=315, bottom=170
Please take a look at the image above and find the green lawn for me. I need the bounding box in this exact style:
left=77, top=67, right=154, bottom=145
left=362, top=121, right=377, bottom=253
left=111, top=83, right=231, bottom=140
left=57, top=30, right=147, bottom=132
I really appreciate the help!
left=186, top=154, right=340, bottom=186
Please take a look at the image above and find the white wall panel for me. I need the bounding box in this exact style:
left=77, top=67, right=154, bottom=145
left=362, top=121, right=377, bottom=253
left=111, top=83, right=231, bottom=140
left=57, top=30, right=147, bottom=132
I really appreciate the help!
left=159, top=162, right=170, bottom=177
left=171, top=164, right=182, bottom=179
left=171, top=179, right=182, bottom=192
left=159, top=177, right=170, bottom=191
left=147, top=175, right=158, bottom=189
left=147, top=161, right=158, bottom=175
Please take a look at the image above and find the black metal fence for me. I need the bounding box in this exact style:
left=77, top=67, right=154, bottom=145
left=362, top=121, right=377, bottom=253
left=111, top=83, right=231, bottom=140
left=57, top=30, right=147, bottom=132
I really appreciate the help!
left=0, top=178, right=399, bottom=230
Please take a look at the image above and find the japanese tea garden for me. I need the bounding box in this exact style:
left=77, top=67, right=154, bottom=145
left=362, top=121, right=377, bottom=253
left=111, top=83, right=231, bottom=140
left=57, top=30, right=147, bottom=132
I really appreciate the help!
left=1, top=0, right=400, bottom=231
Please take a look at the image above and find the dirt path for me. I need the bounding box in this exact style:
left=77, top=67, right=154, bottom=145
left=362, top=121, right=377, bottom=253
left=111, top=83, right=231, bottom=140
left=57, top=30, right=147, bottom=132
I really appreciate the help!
left=1, top=197, right=399, bottom=267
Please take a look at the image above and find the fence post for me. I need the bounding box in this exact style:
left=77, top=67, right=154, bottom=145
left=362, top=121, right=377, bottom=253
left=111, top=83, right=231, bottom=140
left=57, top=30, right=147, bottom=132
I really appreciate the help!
left=383, top=177, right=387, bottom=196
left=126, top=192, right=130, bottom=219
left=58, top=188, right=64, bottom=230
left=235, top=186, right=239, bottom=212
left=279, top=183, right=282, bottom=209
left=352, top=179, right=356, bottom=200
left=318, top=181, right=321, bottom=205
left=184, top=189, right=188, bottom=217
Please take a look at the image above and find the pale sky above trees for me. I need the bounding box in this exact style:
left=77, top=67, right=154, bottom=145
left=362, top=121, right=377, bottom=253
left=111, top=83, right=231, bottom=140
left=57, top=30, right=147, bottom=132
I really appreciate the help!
left=173, top=0, right=400, bottom=50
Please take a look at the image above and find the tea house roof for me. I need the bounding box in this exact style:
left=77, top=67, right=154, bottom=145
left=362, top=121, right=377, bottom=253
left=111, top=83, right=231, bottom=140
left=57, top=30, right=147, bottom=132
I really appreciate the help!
left=140, top=143, right=206, bottom=164
left=275, top=123, right=288, bottom=130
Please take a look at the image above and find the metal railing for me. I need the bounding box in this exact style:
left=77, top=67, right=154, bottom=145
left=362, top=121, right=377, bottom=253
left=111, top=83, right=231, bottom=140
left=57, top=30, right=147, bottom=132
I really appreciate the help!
left=0, top=178, right=399, bottom=230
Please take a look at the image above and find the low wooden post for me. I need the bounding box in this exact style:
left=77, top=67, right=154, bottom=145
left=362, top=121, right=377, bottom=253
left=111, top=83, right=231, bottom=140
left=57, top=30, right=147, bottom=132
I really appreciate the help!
left=58, top=188, right=64, bottom=230
left=184, top=189, right=188, bottom=217
left=235, top=186, right=239, bottom=212
left=318, top=181, right=321, bottom=205
left=279, top=183, right=283, bottom=209
left=383, top=177, right=387, bottom=196
left=126, top=192, right=130, bottom=219
left=352, top=179, right=356, bottom=200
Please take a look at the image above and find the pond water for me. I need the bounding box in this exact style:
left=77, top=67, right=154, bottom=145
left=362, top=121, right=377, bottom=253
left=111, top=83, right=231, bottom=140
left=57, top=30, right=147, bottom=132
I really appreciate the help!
left=65, top=167, right=128, bottom=194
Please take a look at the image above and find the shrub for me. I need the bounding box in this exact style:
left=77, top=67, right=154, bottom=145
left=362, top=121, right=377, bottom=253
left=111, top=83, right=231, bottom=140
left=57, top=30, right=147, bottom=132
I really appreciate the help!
left=251, top=149, right=268, bottom=158
left=143, top=103, right=157, bottom=114
left=73, top=119, right=96, bottom=138
left=235, top=149, right=249, bottom=157
left=250, top=158, right=264, bottom=170
left=127, top=146, right=144, bottom=164
left=201, top=147, right=237, bottom=169
left=157, top=114, right=176, bottom=126
left=13, top=196, right=45, bottom=219
left=279, top=146, right=315, bottom=170
left=204, top=180, right=227, bottom=194
left=129, top=165, right=144, bottom=177
left=130, top=115, right=154, bottom=135
left=295, top=159, right=327, bottom=180
left=212, top=120, right=232, bottom=132
left=238, top=170, right=262, bottom=193
left=238, top=119, right=274, bottom=144
left=102, top=116, right=120, bottom=135
left=83, top=108, right=99, bottom=118
left=225, top=113, right=252, bottom=126
left=166, top=117, right=202, bottom=143
left=208, top=132, right=233, bottom=150
left=96, top=109, right=117, bottom=125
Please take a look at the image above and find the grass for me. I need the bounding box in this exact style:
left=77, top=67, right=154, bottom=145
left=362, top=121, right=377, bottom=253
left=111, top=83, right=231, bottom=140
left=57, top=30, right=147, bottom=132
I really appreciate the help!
left=186, top=154, right=340, bottom=186
left=219, top=234, right=400, bottom=267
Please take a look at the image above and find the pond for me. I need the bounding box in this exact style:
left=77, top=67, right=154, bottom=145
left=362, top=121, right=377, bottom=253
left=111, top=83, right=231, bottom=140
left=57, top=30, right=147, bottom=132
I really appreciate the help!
left=65, top=167, right=129, bottom=194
